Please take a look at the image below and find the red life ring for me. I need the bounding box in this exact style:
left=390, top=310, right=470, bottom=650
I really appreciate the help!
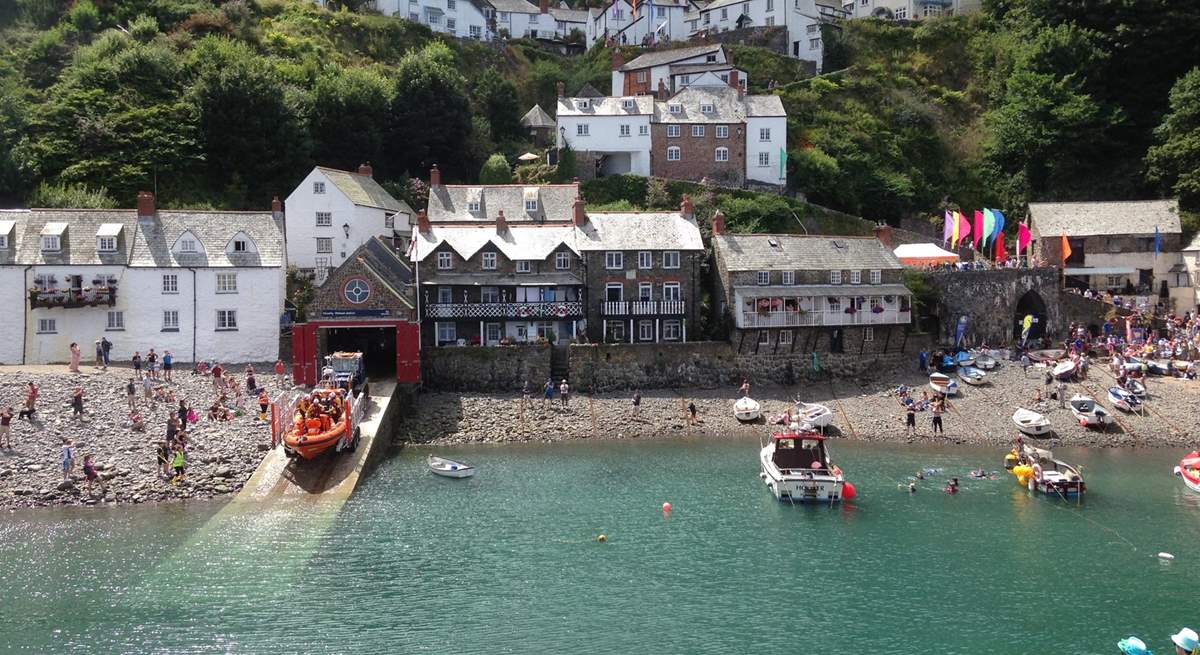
left=556, top=304, right=568, bottom=318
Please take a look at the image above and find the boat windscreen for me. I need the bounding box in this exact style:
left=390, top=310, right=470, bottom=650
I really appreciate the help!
left=332, top=357, right=359, bottom=373
left=773, top=441, right=824, bottom=470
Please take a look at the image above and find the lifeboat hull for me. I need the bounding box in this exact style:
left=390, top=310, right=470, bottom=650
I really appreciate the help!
left=284, top=416, right=350, bottom=459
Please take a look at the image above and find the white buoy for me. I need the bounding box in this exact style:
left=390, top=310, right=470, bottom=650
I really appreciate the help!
left=1158, top=552, right=1175, bottom=560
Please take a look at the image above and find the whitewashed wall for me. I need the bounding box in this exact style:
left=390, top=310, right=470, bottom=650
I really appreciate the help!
left=285, top=169, right=410, bottom=271
left=557, top=112, right=653, bottom=176
left=0, top=267, right=27, bottom=364
left=745, top=115, right=787, bottom=185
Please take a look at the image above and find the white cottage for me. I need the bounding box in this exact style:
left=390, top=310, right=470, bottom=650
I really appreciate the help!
left=284, top=164, right=414, bottom=279
left=0, top=193, right=286, bottom=365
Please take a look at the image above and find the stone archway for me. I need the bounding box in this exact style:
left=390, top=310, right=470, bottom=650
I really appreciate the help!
left=1013, top=289, right=1048, bottom=343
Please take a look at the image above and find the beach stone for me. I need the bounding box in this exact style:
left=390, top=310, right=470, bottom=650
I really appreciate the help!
left=26, top=465, right=43, bottom=472
left=56, top=479, right=74, bottom=491
left=14, top=487, right=33, bottom=495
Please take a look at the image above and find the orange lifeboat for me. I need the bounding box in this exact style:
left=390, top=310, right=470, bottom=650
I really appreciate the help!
left=283, top=389, right=354, bottom=459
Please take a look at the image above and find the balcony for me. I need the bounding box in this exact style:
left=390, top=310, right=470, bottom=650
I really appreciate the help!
left=601, top=300, right=686, bottom=316
left=29, top=287, right=117, bottom=309
left=740, top=308, right=910, bottom=328
left=426, top=301, right=584, bottom=320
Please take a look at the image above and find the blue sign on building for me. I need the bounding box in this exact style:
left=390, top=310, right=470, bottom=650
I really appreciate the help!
left=320, top=309, right=391, bottom=318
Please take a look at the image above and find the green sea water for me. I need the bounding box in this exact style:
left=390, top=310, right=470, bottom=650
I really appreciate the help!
left=2, top=438, right=1197, bottom=654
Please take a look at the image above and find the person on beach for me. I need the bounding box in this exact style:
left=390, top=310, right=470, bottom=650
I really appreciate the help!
left=93, top=340, right=103, bottom=369
left=0, top=407, right=12, bottom=448
left=1170, top=627, right=1198, bottom=655
left=142, top=374, right=154, bottom=402
left=739, top=379, right=751, bottom=397
left=257, top=388, right=269, bottom=421
left=162, top=350, right=173, bottom=382
left=905, top=403, right=916, bottom=435
left=147, top=349, right=159, bottom=380
left=687, top=401, right=698, bottom=425
left=246, top=369, right=257, bottom=394
left=19, top=381, right=37, bottom=420
left=170, top=447, right=186, bottom=482
left=165, top=414, right=179, bottom=445
left=542, top=379, right=554, bottom=408
left=100, top=337, right=111, bottom=369
left=68, top=342, right=81, bottom=373
left=125, top=378, right=137, bottom=411
left=132, top=351, right=142, bottom=379
left=274, top=360, right=287, bottom=387
left=930, top=398, right=944, bottom=435
left=61, top=438, right=75, bottom=480
left=178, top=399, right=189, bottom=428
left=212, top=362, right=224, bottom=392
left=1057, top=382, right=1067, bottom=408
left=1021, top=353, right=1031, bottom=376
left=559, top=379, right=570, bottom=408
left=521, top=380, right=534, bottom=409
left=157, top=441, right=171, bottom=478
left=71, top=387, right=85, bottom=419
left=632, top=390, right=642, bottom=417
left=82, top=454, right=106, bottom=494
left=918, top=350, right=927, bottom=372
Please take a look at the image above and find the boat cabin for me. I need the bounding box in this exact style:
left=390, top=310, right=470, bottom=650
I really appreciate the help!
left=771, top=432, right=828, bottom=473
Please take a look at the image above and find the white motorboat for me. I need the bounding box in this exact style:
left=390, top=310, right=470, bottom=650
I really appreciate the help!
left=1005, top=444, right=1085, bottom=498
left=1052, top=359, right=1078, bottom=380
left=1069, top=394, right=1111, bottom=428
left=734, top=396, right=762, bottom=422
left=1012, top=408, right=1052, bottom=436
left=974, top=352, right=998, bottom=370
left=929, top=372, right=959, bottom=396
left=428, top=455, right=476, bottom=478
left=958, top=367, right=987, bottom=386
left=1174, top=451, right=1200, bottom=494
left=1107, top=386, right=1141, bottom=412
left=793, top=401, right=833, bottom=428
left=759, top=429, right=845, bottom=503
left=1126, top=379, right=1147, bottom=397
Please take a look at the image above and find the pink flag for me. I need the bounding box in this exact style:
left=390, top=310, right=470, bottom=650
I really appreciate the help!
left=956, top=211, right=971, bottom=248
left=1018, top=221, right=1032, bottom=255
left=994, top=232, right=1007, bottom=263
left=973, top=210, right=984, bottom=250
left=942, top=211, right=953, bottom=245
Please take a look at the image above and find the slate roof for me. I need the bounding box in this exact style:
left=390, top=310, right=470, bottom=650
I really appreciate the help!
left=317, top=167, right=411, bottom=213
left=557, top=95, right=655, bottom=116
left=698, top=0, right=751, bottom=13
left=427, top=184, right=579, bottom=224
left=576, top=212, right=704, bottom=251
left=0, top=208, right=284, bottom=268
left=521, top=104, right=556, bottom=128
left=549, top=6, right=588, bottom=21
left=713, top=234, right=903, bottom=272
left=1183, top=233, right=1200, bottom=251
left=487, top=0, right=542, bottom=13
left=413, top=224, right=581, bottom=262
left=670, top=62, right=740, bottom=75
left=654, top=86, right=784, bottom=123
left=322, top=237, right=414, bottom=307
left=621, top=44, right=724, bottom=71
left=1028, top=200, right=1181, bottom=237
left=575, top=83, right=605, bottom=98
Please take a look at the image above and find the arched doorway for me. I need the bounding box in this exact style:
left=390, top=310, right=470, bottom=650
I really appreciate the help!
left=1013, top=290, right=1048, bottom=344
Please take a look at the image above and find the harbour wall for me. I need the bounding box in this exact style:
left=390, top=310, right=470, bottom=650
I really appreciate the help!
left=421, top=343, right=551, bottom=391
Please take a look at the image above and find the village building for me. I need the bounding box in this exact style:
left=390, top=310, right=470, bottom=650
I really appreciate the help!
left=610, top=44, right=746, bottom=97
left=411, top=171, right=704, bottom=347
left=284, top=164, right=413, bottom=282
left=843, top=0, right=980, bottom=21
left=291, top=237, right=421, bottom=385
left=0, top=192, right=285, bottom=365
left=586, top=0, right=694, bottom=47
left=556, top=93, right=656, bottom=177
left=520, top=104, right=558, bottom=146
left=488, top=0, right=585, bottom=39
left=1179, top=233, right=1200, bottom=313
left=319, top=0, right=493, bottom=38
left=711, top=217, right=913, bottom=354
left=684, top=0, right=836, bottom=71
left=1029, top=200, right=1189, bottom=310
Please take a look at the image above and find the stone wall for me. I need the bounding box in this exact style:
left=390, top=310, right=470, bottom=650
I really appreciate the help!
left=650, top=123, right=745, bottom=186
left=570, top=341, right=915, bottom=391
left=701, top=26, right=791, bottom=57
left=925, top=268, right=1064, bottom=346
left=422, top=344, right=550, bottom=391
left=1058, top=290, right=1116, bottom=333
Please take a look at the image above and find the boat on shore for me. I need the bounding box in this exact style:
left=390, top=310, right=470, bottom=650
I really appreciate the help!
left=1174, top=451, right=1200, bottom=494
left=954, top=351, right=976, bottom=368
left=974, top=352, right=998, bottom=370
left=793, top=401, right=833, bottom=428
left=1052, top=359, right=1078, bottom=380
left=759, top=429, right=845, bottom=503
left=734, top=396, right=762, bottom=422
left=1125, top=379, right=1147, bottom=397
left=958, top=367, right=987, bottom=386
left=1108, top=386, right=1141, bottom=412
left=1004, top=444, right=1085, bottom=498
left=1027, top=349, right=1065, bottom=363
left=1069, top=394, right=1111, bottom=428
left=428, top=455, right=476, bottom=479
left=929, top=372, right=959, bottom=396
left=1012, top=408, right=1052, bottom=436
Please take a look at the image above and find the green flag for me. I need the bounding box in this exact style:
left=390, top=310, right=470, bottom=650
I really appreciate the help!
left=779, top=147, right=787, bottom=181
left=811, top=351, right=821, bottom=372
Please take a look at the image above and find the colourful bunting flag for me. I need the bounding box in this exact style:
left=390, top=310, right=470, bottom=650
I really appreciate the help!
left=950, top=211, right=960, bottom=247
left=981, top=208, right=995, bottom=249
left=994, top=232, right=1007, bottom=263
left=1061, top=232, right=1072, bottom=265
left=943, top=211, right=953, bottom=245
left=956, top=211, right=971, bottom=248
left=1018, top=221, right=1032, bottom=257
left=991, top=209, right=1005, bottom=245
left=1154, top=226, right=1161, bottom=258
left=973, top=210, right=984, bottom=250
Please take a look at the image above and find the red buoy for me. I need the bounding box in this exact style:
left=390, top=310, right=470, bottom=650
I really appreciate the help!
left=843, top=482, right=858, bottom=500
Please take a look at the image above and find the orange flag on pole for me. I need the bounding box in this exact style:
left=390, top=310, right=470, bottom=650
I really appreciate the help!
left=1060, top=232, right=1071, bottom=265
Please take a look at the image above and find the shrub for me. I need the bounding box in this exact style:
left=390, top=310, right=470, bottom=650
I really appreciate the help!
left=479, top=153, right=512, bottom=184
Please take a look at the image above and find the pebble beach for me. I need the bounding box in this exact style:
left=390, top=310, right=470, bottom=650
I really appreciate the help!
left=0, top=364, right=283, bottom=510
left=398, top=357, right=1200, bottom=449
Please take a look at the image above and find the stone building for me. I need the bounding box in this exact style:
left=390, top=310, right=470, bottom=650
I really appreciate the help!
left=1029, top=199, right=1187, bottom=309
left=711, top=214, right=913, bottom=354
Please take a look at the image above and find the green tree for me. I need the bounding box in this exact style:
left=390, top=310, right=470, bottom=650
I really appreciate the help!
left=386, top=42, right=472, bottom=179
left=479, top=154, right=511, bottom=184
left=310, top=66, right=393, bottom=173
left=28, top=181, right=117, bottom=208
left=1146, top=68, right=1200, bottom=212
left=554, top=144, right=577, bottom=183
left=473, top=67, right=522, bottom=143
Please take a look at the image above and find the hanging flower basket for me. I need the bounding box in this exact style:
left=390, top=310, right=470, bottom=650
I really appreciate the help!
left=845, top=306, right=857, bottom=315
left=871, top=305, right=884, bottom=314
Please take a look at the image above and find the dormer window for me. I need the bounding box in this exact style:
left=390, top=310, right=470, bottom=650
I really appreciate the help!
left=523, top=187, right=539, bottom=214
left=622, top=99, right=634, bottom=110
left=669, top=104, right=682, bottom=114
left=575, top=99, right=590, bottom=109
left=97, top=236, right=117, bottom=252
left=706, top=53, right=717, bottom=63
left=181, top=239, right=196, bottom=253
left=466, top=188, right=482, bottom=214
left=468, top=200, right=481, bottom=213
left=700, top=103, right=715, bottom=113
left=525, top=199, right=538, bottom=212
left=0, top=235, right=7, bottom=248
left=41, top=235, right=60, bottom=252
left=233, top=239, right=248, bottom=252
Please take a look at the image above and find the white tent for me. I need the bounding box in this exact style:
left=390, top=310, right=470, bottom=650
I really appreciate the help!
left=893, top=242, right=959, bottom=266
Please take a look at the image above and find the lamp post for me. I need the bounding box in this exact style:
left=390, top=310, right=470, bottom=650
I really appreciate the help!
left=342, top=223, right=350, bottom=238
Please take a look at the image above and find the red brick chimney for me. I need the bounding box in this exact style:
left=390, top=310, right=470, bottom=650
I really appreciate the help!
left=873, top=223, right=893, bottom=249
left=556, top=81, right=565, bottom=98
left=728, top=70, right=739, bottom=91
left=657, top=78, right=668, bottom=99
left=711, top=209, right=726, bottom=236
left=540, top=0, right=549, bottom=13
left=429, top=164, right=441, bottom=187
left=357, top=162, right=373, bottom=178
left=573, top=193, right=587, bottom=226
left=417, top=209, right=430, bottom=233
left=612, top=49, right=625, bottom=71
left=271, top=196, right=283, bottom=220
left=680, top=194, right=694, bottom=219
left=136, top=191, right=155, bottom=219
left=496, top=209, right=507, bottom=233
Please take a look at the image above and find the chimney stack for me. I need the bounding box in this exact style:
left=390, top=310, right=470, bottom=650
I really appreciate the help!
left=540, top=0, right=548, bottom=13
left=573, top=193, right=587, bottom=227
left=612, top=49, right=625, bottom=71
left=271, top=196, right=283, bottom=220
left=496, top=209, right=508, bottom=233
left=680, top=194, right=694, bottom=219
left=556, top=81, right=565, bottom=98
left=873, top=223, right=893, bottom=249
left=417, top=209, right=431, bottom=233
left=136, top=191, right=155, bottom=219
left=429, top=164, right=441, bottom=187
left=657, top=78, right=667, bottom=99
left=711, top=209, right=726, bottom=236
left=357, top=162, right=374, bottom=178
left=728, top=70, right=739, bottom=91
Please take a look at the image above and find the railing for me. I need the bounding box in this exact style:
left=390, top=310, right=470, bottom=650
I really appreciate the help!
left=740, top=309, right=911, bottom=328
left=425, top=301, right=584, bottom=320
left=601, top=300, right=686, bottom=316
left=29, top=287, right=117, bottom=309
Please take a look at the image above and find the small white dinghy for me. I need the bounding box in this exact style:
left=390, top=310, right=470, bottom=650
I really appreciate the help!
left=1125, top=379, right=1147, bottom=397
left=1069, top=394, right=1111, bottom=428
left=1012, top=408, right=1053, bottom=436
left=958, top=366, right=987, bottom=386
left=1107, top=386, right=1141, bottom=412
left=1052, top=359, right=1078, bottom=380
left=929, top=372, right=959, bottom=396
left=734, top=396, right=762, bottom=422
left=428, top=455, right=476, bottom=479
left=793, top=401, right=833, bottom=428
left=974, top=352, right=998, bottom=370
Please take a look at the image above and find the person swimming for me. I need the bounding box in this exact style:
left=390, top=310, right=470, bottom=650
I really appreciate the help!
left=944, top=477, right=960, bottom=494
